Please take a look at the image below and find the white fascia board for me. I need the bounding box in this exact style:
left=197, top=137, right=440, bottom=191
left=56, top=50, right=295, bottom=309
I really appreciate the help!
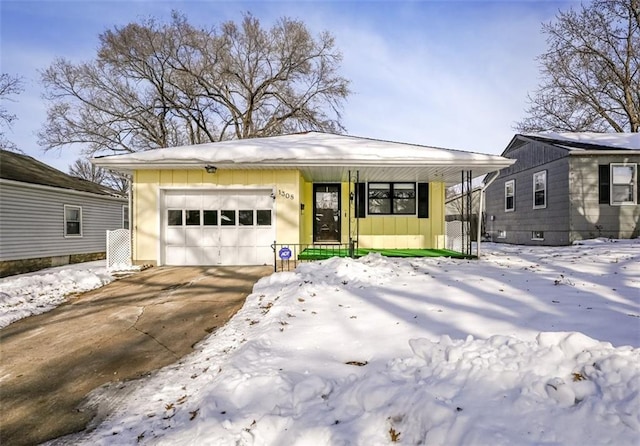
left=568, top=150, right=640, bottom=156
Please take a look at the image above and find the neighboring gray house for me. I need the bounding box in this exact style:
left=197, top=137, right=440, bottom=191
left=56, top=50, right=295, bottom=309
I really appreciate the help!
left=0, top=149, right=127, bottom=277
left=485, top=133, right=639, bottom=245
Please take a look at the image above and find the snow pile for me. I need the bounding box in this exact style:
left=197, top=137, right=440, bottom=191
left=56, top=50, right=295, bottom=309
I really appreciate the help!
left=65, top=240, right=640, bottom=446
left=0, top=261, right=113, bottom=328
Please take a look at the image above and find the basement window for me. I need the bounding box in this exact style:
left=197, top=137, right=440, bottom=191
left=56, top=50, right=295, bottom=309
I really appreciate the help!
left=532, top=231, right=544, bottom=241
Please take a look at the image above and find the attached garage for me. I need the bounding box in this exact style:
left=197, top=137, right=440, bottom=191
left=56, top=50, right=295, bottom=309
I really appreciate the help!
left=162, top=189, right=275, bottom=266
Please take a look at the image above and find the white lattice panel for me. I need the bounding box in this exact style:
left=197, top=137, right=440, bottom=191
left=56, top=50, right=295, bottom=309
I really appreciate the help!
left=446, top=221, right=463, bottom=252
left=106, top=229, right=131, bottom=269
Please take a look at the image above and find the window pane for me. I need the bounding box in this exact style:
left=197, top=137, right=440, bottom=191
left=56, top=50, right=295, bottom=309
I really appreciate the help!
left=393, top=183, right=416, bottom=198
left=168, top=210, right=182, bottom=226
left=369, top=183, right=390, bottom=199
left=534, top=190, right=545, bottom=206
left=368, top=198, right=390, bottom=214
left=66, top=221, right=80, bottom=235
left=221, top=210, right=236, bottom=226
left=506, top=196, right=514, bottom=210
left=66, top=208, right=80, bottom=221
left=612, top=166, right=633, bottom=184
left=186, top=210, right=200, bottom=226
left=203, top=210, right=218, bottom=226
left=393, top=198, right=416, bottom=214
left=257, top=210, right=271, bottom=226
left=239, top=210, right=253, bottom=226
left=612, top=185, right=633, bottom=203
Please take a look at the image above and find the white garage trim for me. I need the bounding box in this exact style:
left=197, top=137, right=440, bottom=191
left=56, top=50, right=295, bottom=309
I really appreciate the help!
left=158, top=187, right=276, bottom=266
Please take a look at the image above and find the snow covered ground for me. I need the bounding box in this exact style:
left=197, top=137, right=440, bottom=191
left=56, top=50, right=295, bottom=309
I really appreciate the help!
left=0, top=260, right=113, bottom=328
left=31, top=240, right=640, bottom=445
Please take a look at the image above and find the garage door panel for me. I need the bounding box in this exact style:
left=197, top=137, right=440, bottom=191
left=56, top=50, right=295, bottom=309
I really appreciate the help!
left=256, top=228, right=274, bottom=245
left=166, top=228, right=185, bottom=246
left=166, top=246, right=187, bottom=265
left=165, top=194, right=185, bottom=208
left=184, top=228, right=202, bottom=246
left=201, top=248, right=220, bottom=264
left=202, top=228, right=219, bottom=246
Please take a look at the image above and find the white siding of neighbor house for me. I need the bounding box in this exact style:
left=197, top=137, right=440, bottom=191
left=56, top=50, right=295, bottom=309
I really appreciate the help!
left=0, top=180, right=127, bottom=261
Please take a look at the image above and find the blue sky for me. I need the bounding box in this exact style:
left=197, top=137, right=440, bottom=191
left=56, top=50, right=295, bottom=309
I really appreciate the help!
left=1, top=0, right=575, bottom=172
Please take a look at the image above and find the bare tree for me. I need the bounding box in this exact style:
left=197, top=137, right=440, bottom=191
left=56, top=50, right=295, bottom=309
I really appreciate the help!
left=0, top=73, right=24, bottom=151
left=39, top=12, right=351, bottom=156
left=516, top=0, right=640, bottom=133
left=69, top=158, right=129, bottom=195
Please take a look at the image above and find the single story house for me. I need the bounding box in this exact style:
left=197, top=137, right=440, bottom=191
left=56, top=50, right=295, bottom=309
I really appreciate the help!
left=484, top=132, right=640, bottom=245
left=93, top=132, right=514, bottom=266
left=0, top=149, right=128, bottom=277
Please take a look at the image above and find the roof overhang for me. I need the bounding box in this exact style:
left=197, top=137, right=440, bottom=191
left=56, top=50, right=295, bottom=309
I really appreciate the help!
left=92, top=132, right=515, bottom=185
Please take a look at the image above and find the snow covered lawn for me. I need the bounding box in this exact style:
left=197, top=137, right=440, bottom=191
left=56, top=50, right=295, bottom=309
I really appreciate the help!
left=50, top=240, right=640, bottom=444
left=0, top=260, right=113, bottom=328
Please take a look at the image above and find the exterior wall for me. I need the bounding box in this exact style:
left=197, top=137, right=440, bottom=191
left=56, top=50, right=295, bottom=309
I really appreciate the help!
left=354, top=182, right=445, bottom=249
left=0, top=180, right=126, bottom=276
left=569, top=155, right=640, bottom=241
left=485, top=141, right=571, bottom=245
left=132, top=169, right=451, bottom=265
left=132, top=169, right=301, bottom=265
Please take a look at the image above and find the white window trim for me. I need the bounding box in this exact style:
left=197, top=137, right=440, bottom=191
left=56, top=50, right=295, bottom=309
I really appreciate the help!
left=504, top=180, right=515, bottom=212
left=123, top=205, right=130, bottom=229
left=533, top=171, right=547, bottom=209
left=64, top=204, right=83, bottom=238
left=610, top=163, right=637, bottom=206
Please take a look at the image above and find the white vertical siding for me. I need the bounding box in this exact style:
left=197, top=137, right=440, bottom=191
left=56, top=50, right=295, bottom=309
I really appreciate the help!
left=0, top=181, right=127, bottom=261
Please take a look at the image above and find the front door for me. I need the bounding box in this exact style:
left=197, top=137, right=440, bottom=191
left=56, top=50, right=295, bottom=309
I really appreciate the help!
left=313, top=184, right=341, bottom=243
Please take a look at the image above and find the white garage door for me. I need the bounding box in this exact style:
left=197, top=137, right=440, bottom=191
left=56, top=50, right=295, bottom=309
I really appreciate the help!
left=163, top=189, right=275, bottom=266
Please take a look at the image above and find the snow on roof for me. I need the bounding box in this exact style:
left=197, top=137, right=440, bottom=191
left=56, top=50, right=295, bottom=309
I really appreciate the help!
left=93, top=132, right=512, bottom=167
left=526, top=132, right=640, bottom=150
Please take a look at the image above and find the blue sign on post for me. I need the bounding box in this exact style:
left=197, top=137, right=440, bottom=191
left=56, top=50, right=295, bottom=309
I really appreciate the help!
left=278, top=247, right=292, bottom=260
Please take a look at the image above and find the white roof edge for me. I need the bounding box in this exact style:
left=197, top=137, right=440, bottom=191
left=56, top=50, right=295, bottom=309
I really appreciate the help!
left=94, top=159, right=516, bottom=171
left=568, top=150, right=640, bottom=156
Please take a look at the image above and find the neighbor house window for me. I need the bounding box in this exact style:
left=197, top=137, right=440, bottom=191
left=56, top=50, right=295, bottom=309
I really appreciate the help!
left=122, top=205, right=129, bottom=229
left=504, top=180, right=515, bottom=212
left=532, top=231, right=544, bottom=240
left=533, top=171, right=547, bottom=209
left=64, top=205, right=82, bottom=237
left=497, top=230, right=507, bottom=239
left=368, top=182, right=416, bottom=215
left=610, top=163, right=637, bottom=205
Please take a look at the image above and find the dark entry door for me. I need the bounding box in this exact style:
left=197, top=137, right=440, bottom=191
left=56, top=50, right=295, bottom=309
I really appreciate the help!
left=313, top=184, right=341, bottom=243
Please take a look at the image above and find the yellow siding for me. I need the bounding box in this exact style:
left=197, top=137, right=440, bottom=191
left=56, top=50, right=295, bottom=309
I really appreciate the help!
left=132, top=172, right=448, bottom=264
left=357, top=182, right=446, bottom=249
left=132, top=168, right=301, bottom=265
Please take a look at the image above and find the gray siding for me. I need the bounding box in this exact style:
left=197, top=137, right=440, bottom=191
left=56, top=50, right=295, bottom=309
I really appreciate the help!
left=486, top=156, right=571, bottom=245
left=569, top=155, right=640, bottom=241
left=0, top=181, right=127, bottom=261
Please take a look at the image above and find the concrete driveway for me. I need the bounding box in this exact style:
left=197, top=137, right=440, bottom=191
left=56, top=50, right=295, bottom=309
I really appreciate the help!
left=0, top=265, right=272, bottom=446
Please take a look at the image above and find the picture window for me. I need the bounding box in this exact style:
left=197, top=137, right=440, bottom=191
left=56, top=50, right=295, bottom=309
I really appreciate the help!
left=368, top=182, right=416, bottom=215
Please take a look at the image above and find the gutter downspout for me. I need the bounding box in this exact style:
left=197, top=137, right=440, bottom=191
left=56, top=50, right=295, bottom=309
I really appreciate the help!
left=477, top=173, right=499, bottom=259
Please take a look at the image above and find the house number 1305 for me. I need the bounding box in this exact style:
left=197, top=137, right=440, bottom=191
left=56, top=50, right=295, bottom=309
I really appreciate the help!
left=278, top=189, right=294, bottom=200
